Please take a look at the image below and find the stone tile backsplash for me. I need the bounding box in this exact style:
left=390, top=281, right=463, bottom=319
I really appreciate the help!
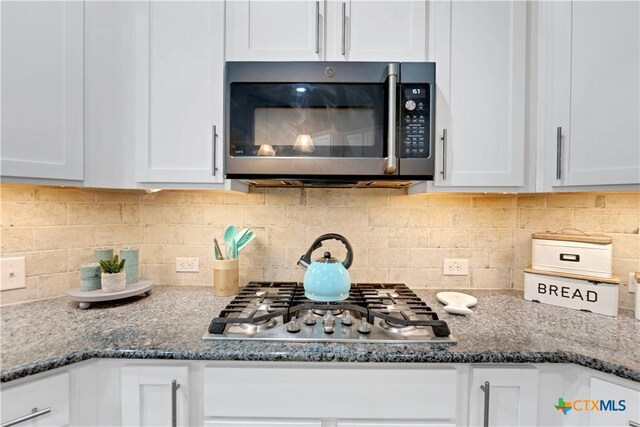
left=1, top=185, right=638, bottom=308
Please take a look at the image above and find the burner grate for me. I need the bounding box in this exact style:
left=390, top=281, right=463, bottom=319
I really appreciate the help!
left=208, top=282, right=451, bottom=338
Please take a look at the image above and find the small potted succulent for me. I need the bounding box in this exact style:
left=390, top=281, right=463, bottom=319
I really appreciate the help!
left=99, top=255, right=126, bottom=292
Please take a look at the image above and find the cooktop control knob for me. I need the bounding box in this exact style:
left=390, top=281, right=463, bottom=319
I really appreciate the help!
left=357, top=318, right=371, bottom=334
left=341, top=311, right=354, bottom=326
left=303, top=313, right=316, bottom=326
left=404, top=100, right=417, bottom=111
left=287, top=316, right=301, bottom=333
left=323, top=312, right=335, bottom=334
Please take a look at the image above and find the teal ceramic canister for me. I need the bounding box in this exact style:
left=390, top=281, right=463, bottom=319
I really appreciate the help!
left=94, top=248, right=114, bottom=263
left=80, top=263, right=101, bottom=291
left=120, top=247, right=139, bottom=284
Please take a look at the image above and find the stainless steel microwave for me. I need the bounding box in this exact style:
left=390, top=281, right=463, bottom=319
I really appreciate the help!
left=225, top=61, right=435, bottom=187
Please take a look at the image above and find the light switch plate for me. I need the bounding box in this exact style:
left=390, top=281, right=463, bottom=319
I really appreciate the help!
left=1, top=257, right=26, bottom=291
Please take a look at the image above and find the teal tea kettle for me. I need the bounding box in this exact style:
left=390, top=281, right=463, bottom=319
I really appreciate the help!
left=297, top=233, right=354, bottom=301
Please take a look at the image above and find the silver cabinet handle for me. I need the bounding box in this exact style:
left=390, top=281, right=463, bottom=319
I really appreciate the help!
left=2, top=407, right=51, bottom=427
left=440, top=129, right=447, bottom=181
left=171, top=379, right=180, bottom=427
left=384, top=63, right=398, bottom=174
left=341, top=2, right=346, bottom=55
left=212, top=125, right=219, bottom=175
left=629, top=421, right=640, bottom=427
left=480, top=381, right=490, bottom=427
left=556, top=126, right=562, bottom=180
left=315, top=1, right=320, bottom=54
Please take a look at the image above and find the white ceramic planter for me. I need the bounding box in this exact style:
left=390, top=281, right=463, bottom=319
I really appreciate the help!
left=101, top=272, right=126, bottom=293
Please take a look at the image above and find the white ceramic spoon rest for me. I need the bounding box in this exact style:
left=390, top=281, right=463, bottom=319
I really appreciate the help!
left=436, top=291, right=478, bottom=315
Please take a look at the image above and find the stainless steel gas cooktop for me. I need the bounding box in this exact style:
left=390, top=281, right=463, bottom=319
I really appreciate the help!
left=203, top=282, right=455, bottom=344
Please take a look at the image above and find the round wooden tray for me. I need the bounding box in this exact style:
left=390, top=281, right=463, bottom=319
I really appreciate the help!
left=67, top=280, right=154, bottom=309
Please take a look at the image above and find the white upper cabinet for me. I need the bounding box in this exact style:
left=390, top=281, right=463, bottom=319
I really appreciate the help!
left=327, top=1, right=427, bottom=61
left=84, top=2, right=144, bottom=189
left=432, top=0, right=526, bottom=188
left=541, top=1, right=640, bottom=189
left=1, top=1, right=84, bottom=182
left=226, top=0, right=427, bottom=62
left=226, top=0, right=323, bottom=61
left=136, top=1, right=224, bottom=183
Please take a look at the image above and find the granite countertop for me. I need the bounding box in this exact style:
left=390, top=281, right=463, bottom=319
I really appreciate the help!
left=1, top=285, right=638, bottom=383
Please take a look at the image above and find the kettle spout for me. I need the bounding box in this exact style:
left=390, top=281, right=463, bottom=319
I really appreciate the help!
left=297, top=256, right=309, bottom=270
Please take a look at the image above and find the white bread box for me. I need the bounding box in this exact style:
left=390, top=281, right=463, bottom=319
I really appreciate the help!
left=524, top=268, right=619, bottom=316
left=531, top=232, right=612, bottom=279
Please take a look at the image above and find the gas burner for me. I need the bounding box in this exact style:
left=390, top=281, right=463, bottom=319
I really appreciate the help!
left=238, top=317, right=278, bottom=333
left=246, top=301, right=273, bottom=312
left=205, top=282, right=454, bottom=343
left=379, top=319, right=417, bottom=334
left=312, top=308, right=344, bottom=316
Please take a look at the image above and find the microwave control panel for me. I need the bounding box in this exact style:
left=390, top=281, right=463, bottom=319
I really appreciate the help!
left=399, top=85, right=430, bottom=158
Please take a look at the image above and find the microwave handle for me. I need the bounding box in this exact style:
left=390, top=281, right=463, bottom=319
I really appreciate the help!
left=385, top=63, right=398, bottom=174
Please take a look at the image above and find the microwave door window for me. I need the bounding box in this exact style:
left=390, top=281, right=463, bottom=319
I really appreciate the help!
left=229, top=83, right=385, bottom=158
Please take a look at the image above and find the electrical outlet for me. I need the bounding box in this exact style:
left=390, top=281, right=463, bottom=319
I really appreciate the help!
left=1, top=257, right=26, bottom=291
left=629, top=272, right=639, bottom=293
left=443, top=259, right=469, bottom=276
left=176, top=257, right=199, bottom=273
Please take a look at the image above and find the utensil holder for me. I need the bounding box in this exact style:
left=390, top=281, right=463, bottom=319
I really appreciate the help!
left=213, top=259, right=239, bottom=296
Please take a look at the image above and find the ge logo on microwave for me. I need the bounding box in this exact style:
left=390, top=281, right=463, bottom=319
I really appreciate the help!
left=325, top=67, right=336, bottom=78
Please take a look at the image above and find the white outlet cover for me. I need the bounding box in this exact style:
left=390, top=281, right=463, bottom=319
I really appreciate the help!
left=629, top=272, right=638, bottom=294
left=176, top=257, right=199, bottom=273
left=1, top=257, right=26, bottom=291
left=443, top=258, right=470, bottom=276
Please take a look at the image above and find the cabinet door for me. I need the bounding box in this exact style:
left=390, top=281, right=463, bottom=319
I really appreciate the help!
left=205, top=420, right=321, bottom=427
left=469, top=367, right=539, bottom=427
left=121, top=365, right=189, bottom=427
left=337, top=422, right=455, bottom=427
left=136, top=1, right=224, bottom=183
left=544, top=1, right=640, bottom=187
left=0, top=372, right=70, bottom=427
left=1, top=1, right=83, bottom=181
left=588, top=377, right=640, bottom=427
left=432, top=1, right=526, bottom=187
left=226, top=0, right=323, bottom=61
left=204, top=366, right=457, bottom=420
left=328, top=1, right=426, bottom=61
left=84, top=1, right=145, bottom=189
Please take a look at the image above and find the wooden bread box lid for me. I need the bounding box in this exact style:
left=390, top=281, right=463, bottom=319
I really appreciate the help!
left=524, top=267, right=620, bottom=284
left=531, top=232, right=612, bottom=245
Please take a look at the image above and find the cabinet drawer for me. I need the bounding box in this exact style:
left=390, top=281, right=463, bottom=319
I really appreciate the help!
left=204, top=365, right=457, bottom=420
left=0, top=372, right=70, bottom=427
left=589, top=377, right=640, bottom=426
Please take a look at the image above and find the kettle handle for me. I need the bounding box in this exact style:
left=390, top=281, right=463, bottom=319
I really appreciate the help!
left=300, top=233, right=353, bottom=270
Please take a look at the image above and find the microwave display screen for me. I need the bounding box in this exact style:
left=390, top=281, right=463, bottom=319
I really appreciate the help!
left=404, top=88, right=426, bottom=98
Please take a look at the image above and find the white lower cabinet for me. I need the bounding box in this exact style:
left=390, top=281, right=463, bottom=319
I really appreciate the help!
left=469, top=366, right=539, bottom=427
left=337, top=422, right=456, bottom=427
left=120, top=364, right=190, bottom=427
left=3, top=360, right=640, bottom=427
left=203, top=364, right=458, bottom=423
left=0, top=372, right=70, bottom=427
left=588, top=376, right=640, bottom=427
left=204, top=420, right=321, bottom=427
